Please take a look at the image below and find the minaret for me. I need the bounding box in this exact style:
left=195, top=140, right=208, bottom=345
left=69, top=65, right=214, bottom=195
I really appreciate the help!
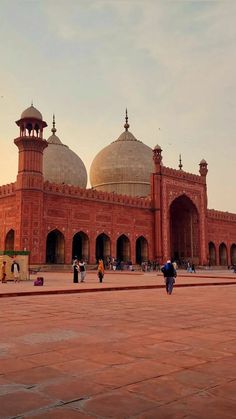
left=151, top=144, right=163, bottom=263
left=199, top=158, right=209, bottom=265
left=14, top=104, right=48, bottom=190
left=13, top=105, right=48, bottom=261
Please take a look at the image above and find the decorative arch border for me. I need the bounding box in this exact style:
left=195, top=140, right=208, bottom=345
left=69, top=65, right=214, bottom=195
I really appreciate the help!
left=168, top=193, right=200, bottom=217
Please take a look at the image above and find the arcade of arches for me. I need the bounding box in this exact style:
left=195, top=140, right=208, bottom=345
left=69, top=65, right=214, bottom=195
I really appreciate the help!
left=4, top=227, right=236, bottom=266
left=208, top=242, right=236, bottom=266
left=44, top=230, right=148, bottom=264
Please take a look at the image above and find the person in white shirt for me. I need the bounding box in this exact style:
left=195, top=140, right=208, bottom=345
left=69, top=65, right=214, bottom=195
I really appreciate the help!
left=78, top=259, right=86, bottom=282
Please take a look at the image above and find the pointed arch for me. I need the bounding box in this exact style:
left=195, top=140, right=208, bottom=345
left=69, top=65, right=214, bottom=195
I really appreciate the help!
left=219, top=243, right=227, bottom=266
left=5, top=229, right=15, bottom=251
left=116, top=234, right=131, bottom=262
left=208, top=242, right=216, bottom=266
left=96, top=233, right=111, bottom=262
left=169, top=195, right=200, bottom=264
left=46, top=229, right=65, bottom=264
left=136, top=236, right=148, bottom=264
left=72, top=231, right=89, bottom=262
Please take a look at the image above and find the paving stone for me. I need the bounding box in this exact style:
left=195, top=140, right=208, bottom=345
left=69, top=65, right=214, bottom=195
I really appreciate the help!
left=0, top=275, right=235, bottom=418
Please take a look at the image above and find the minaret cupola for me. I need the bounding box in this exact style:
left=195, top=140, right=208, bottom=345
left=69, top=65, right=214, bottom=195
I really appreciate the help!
left=15, top=103, right=47, bottom=138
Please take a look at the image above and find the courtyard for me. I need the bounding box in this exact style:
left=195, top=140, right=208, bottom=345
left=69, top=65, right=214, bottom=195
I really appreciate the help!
left=0, top=274, right=236, bottom=418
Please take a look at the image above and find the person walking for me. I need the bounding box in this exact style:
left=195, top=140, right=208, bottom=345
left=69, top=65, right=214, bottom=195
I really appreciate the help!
left=161, top=260, right=176, bottom=295
left=191, top=263, right=196, bottom=273
left=72, top=257, right=79, bottom=283
left=78, top=259, right=86, bottom=282
left=1, top=261, right=7, bottom=283
left=97, top=259, right=104, bottom=283
left=11, top=260, right=20, bottom=283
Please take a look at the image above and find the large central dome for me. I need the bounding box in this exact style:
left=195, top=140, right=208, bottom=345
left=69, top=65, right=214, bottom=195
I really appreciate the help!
left=90, top=112, right=153, bottom=197
left=43, top=116, right=87, bottom=188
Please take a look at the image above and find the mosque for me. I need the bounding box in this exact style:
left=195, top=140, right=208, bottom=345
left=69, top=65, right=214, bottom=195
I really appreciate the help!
left=0, top=104, right=235, bottom=267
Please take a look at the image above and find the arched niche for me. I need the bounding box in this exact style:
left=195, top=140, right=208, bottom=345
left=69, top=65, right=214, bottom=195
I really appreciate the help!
left=46, top=229, right=65, bottom=264
left=230, top=244, right=236, bottom=266
left=5, top=229, right=15, bottom=251
left=136, top=236, right=148, bottom=264
left=96, top=233, right=111, bottom=262
left=72, top=231, right=89, bottom=261
left=209, top=242, right=216, bottom=266
left=219, top=242, right=227, bottom=266
left=116, top=234, right=130, bottom=262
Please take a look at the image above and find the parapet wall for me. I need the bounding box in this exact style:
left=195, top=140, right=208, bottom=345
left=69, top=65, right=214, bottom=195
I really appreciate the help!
left=161, top=166, right=204, bottom=183
left=0, top=182, right=15, bottom=197
left=207, top=209, right=236, bottom=223
left=43, top=181, right=152, bottom=208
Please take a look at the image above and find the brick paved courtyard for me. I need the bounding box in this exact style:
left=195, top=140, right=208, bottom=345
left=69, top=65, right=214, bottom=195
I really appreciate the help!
left=0, top=280, right=236, bottom=418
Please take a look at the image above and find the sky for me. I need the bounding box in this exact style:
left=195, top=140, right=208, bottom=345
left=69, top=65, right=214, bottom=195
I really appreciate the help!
left=0, top=0, right=235, bottom=213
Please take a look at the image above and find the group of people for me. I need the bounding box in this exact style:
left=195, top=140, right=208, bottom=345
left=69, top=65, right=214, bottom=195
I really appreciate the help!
left=72, top=257, right=87, bottom=283
left=1, top=260, right=20, bottom=283
left=186, top=261, right=196, bottom=273
left=72, top=257, right=105, bottom=283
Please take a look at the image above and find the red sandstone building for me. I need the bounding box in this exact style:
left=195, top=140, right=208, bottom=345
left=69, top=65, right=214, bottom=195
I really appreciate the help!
left=0, top=105, right=235, bottom=267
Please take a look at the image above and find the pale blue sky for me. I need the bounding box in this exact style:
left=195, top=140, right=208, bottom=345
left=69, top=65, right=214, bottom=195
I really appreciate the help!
left=0, top=0, right=235, bottom=212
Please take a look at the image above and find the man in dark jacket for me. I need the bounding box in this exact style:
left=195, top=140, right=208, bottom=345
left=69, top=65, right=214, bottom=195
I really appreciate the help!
left=161, top=260, right=176, bottom=295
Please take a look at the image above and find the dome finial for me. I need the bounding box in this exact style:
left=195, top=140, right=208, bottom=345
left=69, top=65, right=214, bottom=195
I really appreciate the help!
left=124, top=108, right=130, bottom=131
left=51, top=114, right=57, bottom=135
left=179, top=154, right=183, bottom=170
left=31, top=99, right=33, bottom=106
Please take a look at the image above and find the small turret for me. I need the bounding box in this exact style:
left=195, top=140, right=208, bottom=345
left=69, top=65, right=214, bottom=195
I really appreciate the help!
left=153, top=144, right=162, bottom=173
left=199, top=159, right=208, bottom=177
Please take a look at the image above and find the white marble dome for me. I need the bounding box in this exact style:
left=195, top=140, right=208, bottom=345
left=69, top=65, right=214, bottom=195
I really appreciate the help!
left=43, top=119, right=87, bottom=188
left=90, top=114, right=153, bottom=197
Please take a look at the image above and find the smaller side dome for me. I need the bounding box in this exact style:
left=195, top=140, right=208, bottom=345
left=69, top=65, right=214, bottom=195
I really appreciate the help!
left=43, top=116, right=87, bottom=188
left=200, top=158, right=207, bottom=164
left=21, top=104, right=43, bottom=120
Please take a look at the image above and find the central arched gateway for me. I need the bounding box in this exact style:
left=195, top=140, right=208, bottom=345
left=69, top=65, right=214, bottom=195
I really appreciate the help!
left=170, top=195, right=200, bottom=264
left=46, top=229, right=65, bottom=264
